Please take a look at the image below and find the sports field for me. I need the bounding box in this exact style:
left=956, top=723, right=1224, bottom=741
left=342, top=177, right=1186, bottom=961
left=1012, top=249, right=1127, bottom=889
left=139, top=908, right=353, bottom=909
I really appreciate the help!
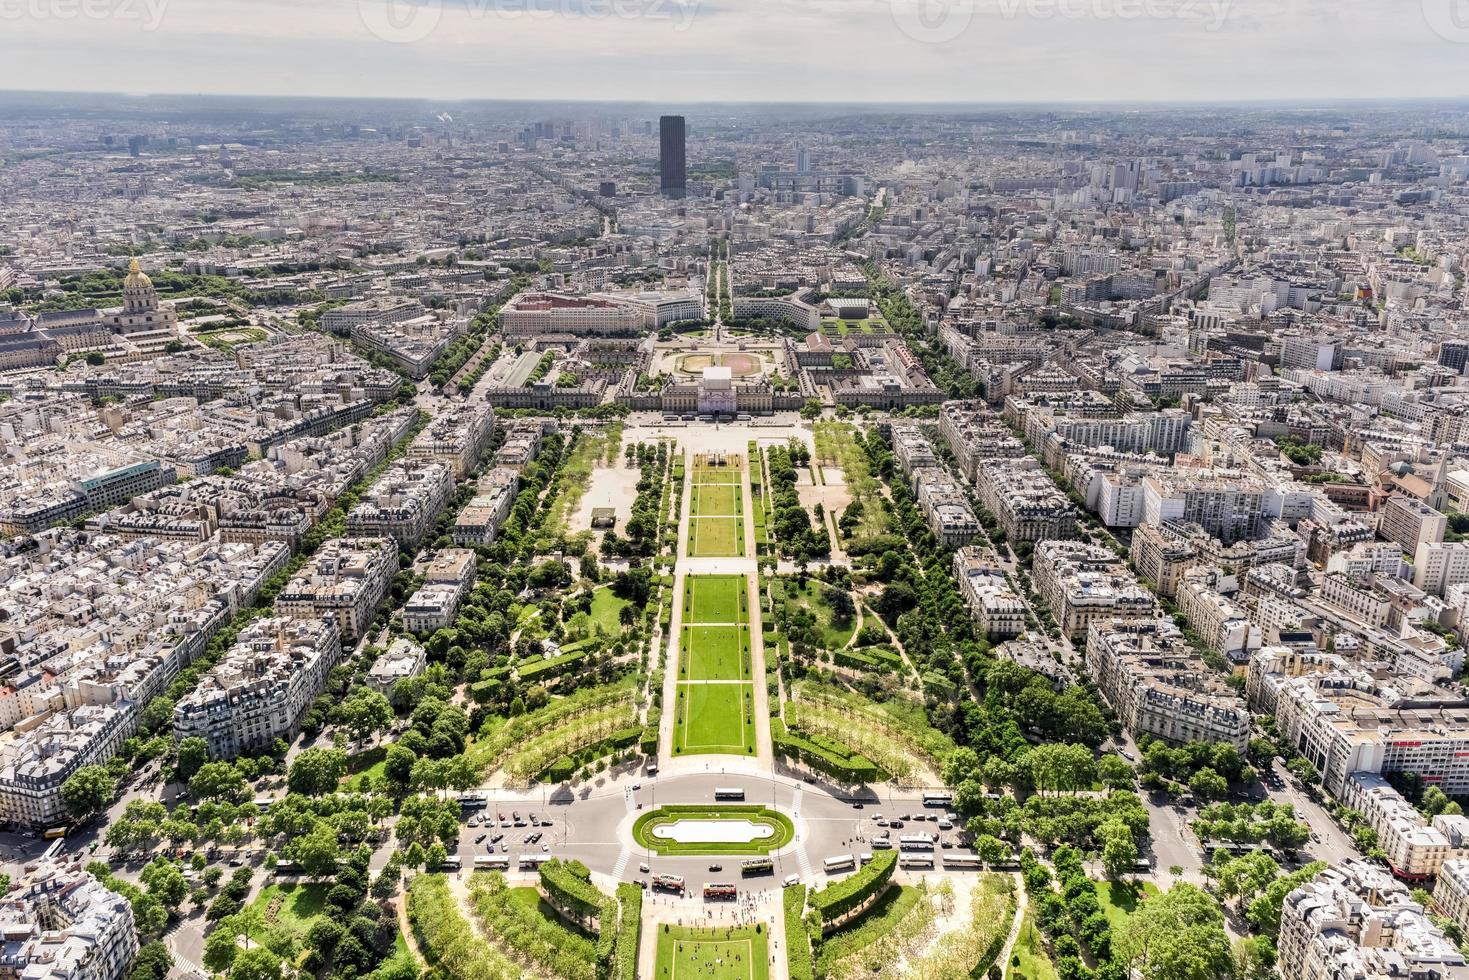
left=656, top=925, right=769, bottom=980
left=690, top=517, right=744, bottom=557
left=693, top=483, right=741, bottom=517
left=675, top=575, right=756, bottom=756
left=688, top=455, right=747, bottom=558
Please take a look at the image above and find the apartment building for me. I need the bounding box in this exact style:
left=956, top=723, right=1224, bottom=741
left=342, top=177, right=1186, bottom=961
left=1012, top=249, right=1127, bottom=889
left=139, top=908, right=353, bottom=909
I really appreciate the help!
left=1378, top=494, right=1447, bottom=554
left=1414, top=540, right=1469, bottom=597
left=366, top=637, right=426, bottom=695
left=501, top=292, right=645, bottom=337
left=1341, top=771, right=1469, bottom=880
left=953, top=547, right=1026, bottom=639
left=452, top=468, right=520, bottom=546
left=408, top=403, right=496, bottom=478
left=1140, top=473, right=1265, bottom=545
left=275, top=537, right=398, bottom=642
left=494, top=423, right=544, bottom=471
left=911, top=466, right=980, bottom=548
left=1086, top=617, right=1250, bottom=751
left=1279, top=861, right=1467, bottom=980
left=172, top=617, right=342, bottom=759
left=1434, top=859, right=1469, bottom=937
left=1129, top=522, right=1199, bottom=597
left=1319, top=572, right=1391, bottom=628
left=0, top=704, right=134, bottom=827
left=0, top=858, right=139, bottom=980
left=1176, top=569, right=1256, bottom=660
left=1032, top=540, right=1157, bottom=640
left=403, top=548, right=475, bottom=634
left=891, top=425, right=939, bottom=479
left=975, top=459, right=1077, bottom=543
left=938, top=401, right=1026, bottom=481
left=345, top=460, right=453, bottom=548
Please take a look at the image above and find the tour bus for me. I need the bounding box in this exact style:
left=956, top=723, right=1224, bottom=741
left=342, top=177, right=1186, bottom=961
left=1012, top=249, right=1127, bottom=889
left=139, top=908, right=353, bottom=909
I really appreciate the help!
left=900, top=854, right=936, bottom=870
left=272, top=860, right=302, bottom=876
left=899, top=834, right=936, bottom=851
left=823, top=854, right=856, bottom=873
left=458, top=792, right=488, bottom=809
left=704, top=883, right=738, bottom=901
left=474, top=855, right=511, bottom=870
left=714, top=787, right=745, bottom=801
left=923, top=792, right=953, bottom=808
left=859, top=853, right=874, bottom=865
left=653, top=874, right=686, bottom=893
left=941, top=854, right=985, bottom=870
left=871, top=837, right=893, bottom=849
left=741, top=859, right=774, bottom=876
left=440, top=856, right=462, bottom=872
left=518, top=854, right=550, bottom=871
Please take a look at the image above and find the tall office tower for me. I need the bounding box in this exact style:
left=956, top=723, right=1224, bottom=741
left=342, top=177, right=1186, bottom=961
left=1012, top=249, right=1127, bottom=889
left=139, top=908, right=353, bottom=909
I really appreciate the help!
left=660, top=115, right=686, bottom=199
left=1440, top=341, right=1469, bottom=373
left=796, top=146, right=812, bottom=174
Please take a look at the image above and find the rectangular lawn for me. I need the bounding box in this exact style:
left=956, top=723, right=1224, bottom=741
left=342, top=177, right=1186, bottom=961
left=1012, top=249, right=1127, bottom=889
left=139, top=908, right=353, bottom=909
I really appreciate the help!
left=694, top=483, right=740, bottom=516
left=681, top=625, right=750, bottom=681
left=690, top=517, right=743, bottom=557
left=685, top=575, right=746, bottom=625
left=695, top=464, right=743, bottom=485
left=677, top=682, right=754, bottom=755
left=657, top=924, right=769, bottom=980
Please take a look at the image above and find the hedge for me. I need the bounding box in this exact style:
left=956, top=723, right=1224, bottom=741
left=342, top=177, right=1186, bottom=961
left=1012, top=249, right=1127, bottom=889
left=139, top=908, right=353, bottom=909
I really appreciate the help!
left=784, top=884, right=814, bottom=980
left=808, top=850, right=896, bottom=929
left=814, top=885, right=922, bottom=973
left=517, top=649, right=590, bottom=682
left=613, top=883, right=642, bottom=980
left=539, top=725, right=642, bottom=782
left=540, top=858, right=606, bottom=921
left=771, top=718, right=882, bottom=784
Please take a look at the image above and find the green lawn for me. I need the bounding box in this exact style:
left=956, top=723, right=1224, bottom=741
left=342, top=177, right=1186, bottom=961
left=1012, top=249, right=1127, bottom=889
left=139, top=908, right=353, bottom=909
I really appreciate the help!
left=775, top=578, right=857, bottom=650
left=250, top=883, right=332, bottom=939
left=1007, top=910, right=1057, bottom=980
left=694, top=483, right=740, bottom=517
left=690, top=517, right=743, bottom=557
left=632, top=806, right=795, bottom=855
left=685, top=575, right=746, bottom=625
left=681, top=626, right=750, bottom=681
left=676, top=682, right=754, bottom=755
left=588, top=586, right=631, bottom=633
left=656, top=925, right=769, bottom=980
left=1093, top=879, right=1160, bottom=932
left=694, top=464, right=743, bottom=485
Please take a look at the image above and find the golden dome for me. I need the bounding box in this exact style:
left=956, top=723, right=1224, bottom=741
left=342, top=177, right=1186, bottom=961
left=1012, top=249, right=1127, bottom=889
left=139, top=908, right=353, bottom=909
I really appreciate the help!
left=124, top=257, right=153, bottom=290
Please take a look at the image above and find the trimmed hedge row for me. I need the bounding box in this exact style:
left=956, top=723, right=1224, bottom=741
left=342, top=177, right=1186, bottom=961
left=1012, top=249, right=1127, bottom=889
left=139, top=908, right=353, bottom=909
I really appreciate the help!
left=771, top=718, right=882, bottom=784
left=541, top=725, right=642, bottom=782
left=614, top=883, right=642, bottom=980
left=784, top=884, right=814, bottom=980
left=516, top=648, right=590, bottom=682
left=808, top=850, right=896, bottom=929
left=540, top=858, right=605, bottom=921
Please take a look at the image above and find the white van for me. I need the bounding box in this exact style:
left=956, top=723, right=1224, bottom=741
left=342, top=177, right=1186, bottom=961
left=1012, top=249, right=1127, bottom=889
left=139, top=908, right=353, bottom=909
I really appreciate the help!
left=782, top=874, right=800, bottom=887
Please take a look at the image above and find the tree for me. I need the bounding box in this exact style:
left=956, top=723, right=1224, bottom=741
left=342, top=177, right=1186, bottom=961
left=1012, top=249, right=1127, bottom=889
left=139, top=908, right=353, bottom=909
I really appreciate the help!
left=60, top=765, right=115, bottom=821
left=976, top=834, right=1011, bottom=866
left=1189, top=767, right=1229, bottom=802
left=1098, top=754, right=1135, bottom=791
left=202, top=926, right=239, bottom=973
left=1100, top=819, right=1139, bottom=880
left=176, top=737, right=210, bottom=782
left=800, top=399, right=822, bottom=420
left=288, top=748, right=348, bottom=796
left=338, top=689, right=393, bottom=747
left=291, top=822, right=342, bottom=879
left=1114, top=883, right=1234, bottom=980
left=230, top=948, right=283, bottom=980
left=140, top=859, right=189, bottom=915
left=130, top=942, right=174, bottom=980
left=1022, top=743, right=1097, bottom=795
left=189, top=762, right=247, bottom=802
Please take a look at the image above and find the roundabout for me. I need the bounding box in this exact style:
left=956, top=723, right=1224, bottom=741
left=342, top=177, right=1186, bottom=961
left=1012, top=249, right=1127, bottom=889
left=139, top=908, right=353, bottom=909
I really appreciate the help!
left=631, top=804, right=796, bottom=855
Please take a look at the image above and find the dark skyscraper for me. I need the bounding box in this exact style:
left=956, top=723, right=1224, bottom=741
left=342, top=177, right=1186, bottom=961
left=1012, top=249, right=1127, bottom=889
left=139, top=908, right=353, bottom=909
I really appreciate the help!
left=659, top=115, right=686, bottom=198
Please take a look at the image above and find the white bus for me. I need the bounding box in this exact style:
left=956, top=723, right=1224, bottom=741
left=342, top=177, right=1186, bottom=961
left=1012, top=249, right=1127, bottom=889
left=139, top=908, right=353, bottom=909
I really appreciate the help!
left=899, top=834, right=935, bottom=851
left=941, top=854, right=985, bottom=870
left=518, top=854, right=550, bottom=870
left=714, top=787, right=745, bottom=801
left=474, top=855, right=511, bottom=870
left=440, top=856, right=463, bottom=872
left=923, top=792, right=953, bottom=808
left=899, top=854, right=935, bottom=869
left=823, top=854, right=856, bottom=873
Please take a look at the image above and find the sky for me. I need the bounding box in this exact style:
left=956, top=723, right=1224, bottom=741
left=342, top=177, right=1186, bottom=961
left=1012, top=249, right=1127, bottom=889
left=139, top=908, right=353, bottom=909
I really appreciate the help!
left=1, top=0, right=1468, bottom=103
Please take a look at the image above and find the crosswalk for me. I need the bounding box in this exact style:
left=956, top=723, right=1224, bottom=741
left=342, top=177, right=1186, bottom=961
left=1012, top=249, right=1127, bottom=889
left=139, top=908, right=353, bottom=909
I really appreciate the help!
left=612, top=847, right=632, bottom=880
left=790, top=788, right=814, bottom=878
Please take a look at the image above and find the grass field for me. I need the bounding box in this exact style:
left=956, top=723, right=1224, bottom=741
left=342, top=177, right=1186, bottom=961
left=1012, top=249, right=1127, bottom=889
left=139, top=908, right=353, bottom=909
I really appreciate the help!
left=690, top=517, right=744, bottom=557
left=1007, top=910, right=1057, bottom=980
left=656, top=925, right=769, bottom=980
left=694, top=461, right=744, bottom=484
left=676, top=682, right=754, bottom=754
left=694, top=483, right=741, bottom=516
left=1093, top=879, right=1160, bottom=932
left=249, top=882, right=331, bottom=939
left=680, top=626, right=751, bottom=681
left=685, top=575, right=747, bottom=625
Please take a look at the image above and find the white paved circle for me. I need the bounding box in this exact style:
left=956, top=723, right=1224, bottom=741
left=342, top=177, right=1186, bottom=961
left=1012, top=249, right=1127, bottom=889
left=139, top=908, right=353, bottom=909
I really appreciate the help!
left=651, top=818, right=775, bottom=843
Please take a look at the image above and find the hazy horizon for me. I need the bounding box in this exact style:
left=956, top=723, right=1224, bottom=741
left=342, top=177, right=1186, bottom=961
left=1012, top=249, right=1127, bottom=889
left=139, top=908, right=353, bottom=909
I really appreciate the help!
left=3, top=0, right=1469, bottom=105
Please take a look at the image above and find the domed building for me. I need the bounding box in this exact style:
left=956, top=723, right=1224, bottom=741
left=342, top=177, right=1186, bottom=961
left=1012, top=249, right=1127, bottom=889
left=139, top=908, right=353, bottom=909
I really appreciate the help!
left=104, top=258, right=177, bottom=336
